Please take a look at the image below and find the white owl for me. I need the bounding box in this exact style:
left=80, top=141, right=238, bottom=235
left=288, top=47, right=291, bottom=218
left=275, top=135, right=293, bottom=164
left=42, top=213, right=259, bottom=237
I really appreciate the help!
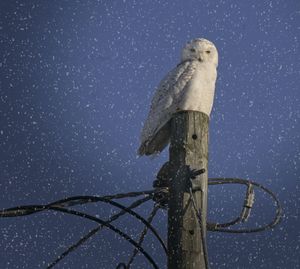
left=138, top=38, right=218, bottom=156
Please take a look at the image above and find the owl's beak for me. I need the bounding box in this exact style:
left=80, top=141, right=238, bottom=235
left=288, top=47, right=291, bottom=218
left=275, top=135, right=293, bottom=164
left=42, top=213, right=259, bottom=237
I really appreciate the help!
left=198, top=57, right=202, bottom=62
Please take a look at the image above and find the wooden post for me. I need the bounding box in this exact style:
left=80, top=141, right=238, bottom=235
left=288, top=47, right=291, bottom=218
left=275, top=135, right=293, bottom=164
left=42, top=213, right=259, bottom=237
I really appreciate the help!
left=168, top=111, right=209, bottom=269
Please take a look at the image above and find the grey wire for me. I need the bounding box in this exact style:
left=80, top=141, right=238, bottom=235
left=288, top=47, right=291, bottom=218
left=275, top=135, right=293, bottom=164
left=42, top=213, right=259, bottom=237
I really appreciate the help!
left=207, top=178, right=283, bottom=233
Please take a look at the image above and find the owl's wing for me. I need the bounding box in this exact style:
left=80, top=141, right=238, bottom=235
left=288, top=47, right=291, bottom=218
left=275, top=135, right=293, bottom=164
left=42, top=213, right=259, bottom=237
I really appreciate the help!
left=138, top=60, right=197, bottom=155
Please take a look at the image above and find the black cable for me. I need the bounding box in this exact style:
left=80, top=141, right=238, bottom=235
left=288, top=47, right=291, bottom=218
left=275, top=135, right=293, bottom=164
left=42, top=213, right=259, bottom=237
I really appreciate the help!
left=116, top=263, right=127, bottom=269
left=0, top=197, right=162, bottom=268
left=0, top=190, right=157, bottom=218
left=125, top=204, right=160, bottom=268
left=0, top=177, right=282, bottom=269
left=48, top=196, right=152, bottom=268
left=1, top=195, right=167, bottom=254
left=0, top=204, right=46, bottom=217
left=49, top=190, right=157, bottom=208
left=59, top=195, right=167, bottom=253
left=45, top=206, right=159, bottom=269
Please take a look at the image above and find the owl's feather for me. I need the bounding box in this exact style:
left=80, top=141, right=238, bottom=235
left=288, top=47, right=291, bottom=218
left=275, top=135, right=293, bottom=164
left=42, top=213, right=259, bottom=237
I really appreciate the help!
left=138, top=61, right=197, bottom=155
left=138, top=38, right=218, bottom=156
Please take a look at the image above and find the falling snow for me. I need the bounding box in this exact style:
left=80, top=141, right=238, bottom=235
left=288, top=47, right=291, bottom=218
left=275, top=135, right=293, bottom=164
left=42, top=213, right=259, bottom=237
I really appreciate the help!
left=0, top=0, right=299, bottom=268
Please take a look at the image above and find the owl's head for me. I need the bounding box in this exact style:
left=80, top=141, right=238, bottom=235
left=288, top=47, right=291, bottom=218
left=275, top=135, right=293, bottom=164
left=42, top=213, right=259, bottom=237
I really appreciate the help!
left=181, top=38, right=218, bottom=66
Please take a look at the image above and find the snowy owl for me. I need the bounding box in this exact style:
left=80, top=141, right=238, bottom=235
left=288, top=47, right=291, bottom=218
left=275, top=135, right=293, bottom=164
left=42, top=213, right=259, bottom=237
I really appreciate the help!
left=138, top=38, right=218, bottom=156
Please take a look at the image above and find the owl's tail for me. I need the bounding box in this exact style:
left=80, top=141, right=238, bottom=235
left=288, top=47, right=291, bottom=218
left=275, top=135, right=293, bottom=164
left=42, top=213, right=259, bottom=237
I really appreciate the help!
left=137, top=143, right=147, bottom=156
left=137, top=123, right=171, bottom=157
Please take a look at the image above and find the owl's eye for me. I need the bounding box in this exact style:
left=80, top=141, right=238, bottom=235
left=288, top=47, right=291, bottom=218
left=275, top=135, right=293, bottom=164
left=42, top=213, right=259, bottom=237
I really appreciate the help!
left=190, top=48, right=196, bottom=52
left=206, top=50, right=211, bottom=54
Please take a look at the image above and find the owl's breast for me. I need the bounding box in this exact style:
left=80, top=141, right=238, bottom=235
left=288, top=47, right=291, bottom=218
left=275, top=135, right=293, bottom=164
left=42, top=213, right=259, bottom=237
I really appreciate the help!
left=176, top=64, right=217, bottom=116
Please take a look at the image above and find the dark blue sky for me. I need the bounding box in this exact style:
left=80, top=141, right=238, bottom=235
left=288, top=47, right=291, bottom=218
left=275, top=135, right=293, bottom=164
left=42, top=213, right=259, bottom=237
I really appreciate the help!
left=0, top=0, right=299, bottom=268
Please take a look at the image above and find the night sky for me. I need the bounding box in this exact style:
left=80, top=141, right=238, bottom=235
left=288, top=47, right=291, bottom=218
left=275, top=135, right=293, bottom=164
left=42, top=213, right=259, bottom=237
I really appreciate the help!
left=0, top=0, right=299, bottom=268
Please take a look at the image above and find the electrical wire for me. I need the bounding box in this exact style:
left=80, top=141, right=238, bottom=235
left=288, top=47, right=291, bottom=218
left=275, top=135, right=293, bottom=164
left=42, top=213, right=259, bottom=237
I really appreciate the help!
left=44, top=206, right=159, bottom=269
left=48, top=196, right=152, bottom=268
left=0, top=177, right=282, bottom=269
left=0, top=191, right=166, bottom=269
left=207, top=178, right=283, bottom=233
left=0, top=193, right=167, bottom=254
left=125, top=204, right=160, bottom=268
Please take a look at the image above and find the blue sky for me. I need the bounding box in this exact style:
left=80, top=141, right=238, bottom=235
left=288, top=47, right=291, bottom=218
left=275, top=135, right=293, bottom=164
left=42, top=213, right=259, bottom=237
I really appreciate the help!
left=0, top=0, right=299, bottom=268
